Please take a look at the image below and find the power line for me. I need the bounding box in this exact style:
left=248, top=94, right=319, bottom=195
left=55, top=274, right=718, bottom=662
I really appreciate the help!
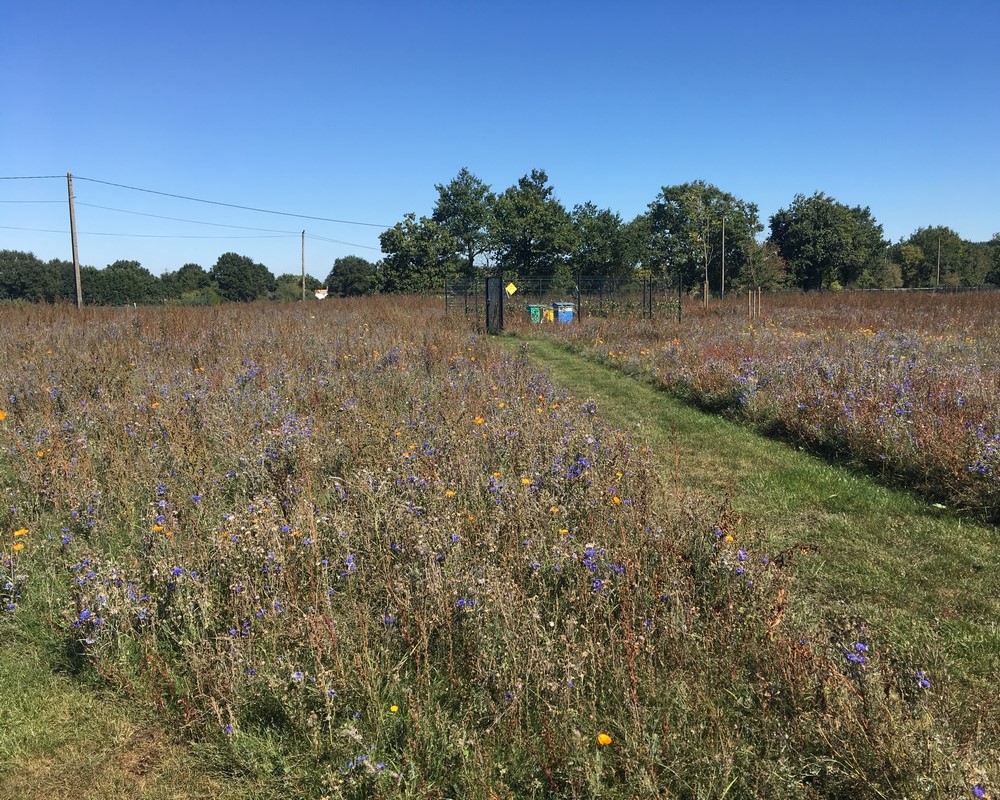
left=84, top=232, right=295, bottom=240
left=306, top=232, right=380, bottom=251
left=3, top=172, right=386, bottom=256
left=74, top=175, right=392, bottom=229
left=0, top=226, right=68, bottom=234
left=0, top=225, right=294, bottom=240
left=0, top=175, right=64, bottom=180
left=76, top=202, right=302, bottom=234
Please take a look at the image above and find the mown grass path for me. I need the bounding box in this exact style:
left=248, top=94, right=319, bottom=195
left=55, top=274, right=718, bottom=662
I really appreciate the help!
left=503, top=335, right=999, bottom=701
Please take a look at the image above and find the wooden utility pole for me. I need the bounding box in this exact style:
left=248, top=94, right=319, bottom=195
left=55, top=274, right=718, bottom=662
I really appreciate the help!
left=936, top=236, right=941, bottom=288
left=67, top=173, right=83, bottom=308
left=721, top=215, right=726, bottom=301
left=301, top=230, right=306, bottom=301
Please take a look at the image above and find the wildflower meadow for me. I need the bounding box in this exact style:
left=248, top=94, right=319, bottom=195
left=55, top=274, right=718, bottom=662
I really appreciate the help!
left=1, top=296, right=996, bottom=798
left=549, top=290, right=1000, bottom=520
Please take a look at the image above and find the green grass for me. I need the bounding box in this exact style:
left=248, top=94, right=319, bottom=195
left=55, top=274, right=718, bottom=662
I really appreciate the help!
left=0, top=629, right=272, bottom=800
left=506, top=335, right=999, bottom=700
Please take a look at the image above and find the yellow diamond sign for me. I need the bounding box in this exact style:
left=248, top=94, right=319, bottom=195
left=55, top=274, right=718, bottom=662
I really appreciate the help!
left=505, top=282, right=518, bottom=296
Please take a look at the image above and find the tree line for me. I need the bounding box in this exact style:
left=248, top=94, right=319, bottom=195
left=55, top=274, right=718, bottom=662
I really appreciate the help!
left=0, top=251, right=333, bottom=306
left=3, top=169, right=999, bottom=305
left=376, top=169, right=999, bottom=294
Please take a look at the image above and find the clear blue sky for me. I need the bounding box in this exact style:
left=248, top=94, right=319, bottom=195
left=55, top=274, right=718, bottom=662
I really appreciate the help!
left=3, top=0, right=998, bottom=279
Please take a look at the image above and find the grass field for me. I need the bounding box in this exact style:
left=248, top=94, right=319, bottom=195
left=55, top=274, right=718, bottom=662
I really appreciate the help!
left=1, top=296, right=996, bottom=798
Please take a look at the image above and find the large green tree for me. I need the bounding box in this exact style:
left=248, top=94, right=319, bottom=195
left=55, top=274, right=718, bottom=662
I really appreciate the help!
left=86, top=260, right=163, bottom=305
left=769, top=193, right=886, bottom=291
left=378, top=214, right=459, bottom=294
left=0, top=250, right=47, bottom=301
left=210, top=253, right=276, bottom=302
left=896, top=226, right=987, bottom=287
left=432, top=168, right=496, bottom=279
left=645, top=181, right=762, bottom=296
left=491, top=169, right=573, bottom=286
left=570, top=202, right=635, bottom=286
left=162, top=263, right=211, bottom=295
left=325, top=255, right=377, bottom=297
left=989, top=233, right=1000, bottom=285
left=0, top=250, right=75, bottom=302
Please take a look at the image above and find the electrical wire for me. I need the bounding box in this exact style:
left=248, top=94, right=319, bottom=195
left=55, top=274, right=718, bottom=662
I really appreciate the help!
left=76, top=202, right=302, bottom=234
left=2, top=172, right=386, bottom=254
left=74, top=175, right=392, bottom=228
left=306, top=233, right=380, bottom=251
left=0, top=225, right=294, bottom=240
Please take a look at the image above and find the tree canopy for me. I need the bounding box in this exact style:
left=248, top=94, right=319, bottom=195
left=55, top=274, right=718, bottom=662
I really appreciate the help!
left=570, top=202, right=635, bottom=285
left=491, top=169, right=573, bottom=286
left=325, top=255, right=377, bottom=297
left=769, top=193, right=886, bottom=291
left=4, top=169, right=998, bottom=306
left=378, top=214, right=460, bottom=294
left=210, top=252, right=276, bottom=302
left=432, top=168, right=495, bottom=278
left=643, top=181, right=763, bottom=295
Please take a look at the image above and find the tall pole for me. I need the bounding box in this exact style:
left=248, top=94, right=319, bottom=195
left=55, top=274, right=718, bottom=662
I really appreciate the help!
left=67, top=173, right=83, bottom=309
left=721, top=215, right=726, bottom=301
left=936, top=236, right=941, bottom=288
left=301, top=230, right=306, bottom=301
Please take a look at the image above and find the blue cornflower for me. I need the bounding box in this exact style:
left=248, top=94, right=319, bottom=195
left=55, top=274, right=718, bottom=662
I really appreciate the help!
left=291, top=670, right=304, bottom=682
left=592, top=578, right=603, bottom=591
left=972, top=786, right=985, bottom=798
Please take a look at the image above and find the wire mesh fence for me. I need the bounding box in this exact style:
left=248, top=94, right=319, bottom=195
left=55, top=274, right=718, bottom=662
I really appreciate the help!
left=444, top=274, right=683, bottom=324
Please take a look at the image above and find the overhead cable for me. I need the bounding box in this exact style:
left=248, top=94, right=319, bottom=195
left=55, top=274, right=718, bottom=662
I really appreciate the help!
left=74, top=175, right=392, bottom=229
left=76, top=202, right=301, bottom=234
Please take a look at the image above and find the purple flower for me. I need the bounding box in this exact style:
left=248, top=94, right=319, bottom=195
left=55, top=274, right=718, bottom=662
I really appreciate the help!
left=291, top=670, right=304, bottom=682
left=972, top=786, right=985, bottom=798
